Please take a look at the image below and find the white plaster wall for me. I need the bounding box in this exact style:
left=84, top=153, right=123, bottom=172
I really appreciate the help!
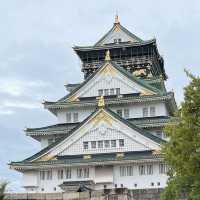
left=57, top=108, right=94, bottom=124
left=24, top=167, right=95, bottom=193
left=22, top=171, right=38, bottom=187
left=100, top=29, right=135, bottom=45
left=113, top=162, right=167, bottom=189
left=56, top=102, right=169, bottom=124
left=23, top=163, right=167, bottom=193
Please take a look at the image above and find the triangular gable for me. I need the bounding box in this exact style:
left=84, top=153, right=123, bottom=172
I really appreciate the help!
left=25, top=107, right=164, bottom=162
left=94, top=22, right=143, bottom=47
left=65, top=61, right=161, bottom=102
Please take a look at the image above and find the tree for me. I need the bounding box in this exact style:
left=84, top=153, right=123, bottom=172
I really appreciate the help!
left=0, top=182, right=8, bottom=200
left=161, top=71, right=200, bottom=200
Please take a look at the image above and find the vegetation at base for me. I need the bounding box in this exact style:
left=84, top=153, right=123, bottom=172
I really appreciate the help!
left=161, top=71, right=200, bottom=200
left=0, top=182, right=9, bottom=200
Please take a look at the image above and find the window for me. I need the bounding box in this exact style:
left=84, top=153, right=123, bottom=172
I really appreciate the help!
left=151, top=182, right=154, bottom=186
left=143, top=107, right=148, bottom=117
left=73, top=113, right=78, bottom=123
left=77, top=168, right=89, bottom=178
left=159, top=163, right=168, bottom=174
left=127, top=166, right=133, bottom=176
left=114, top=39, right=117, bottom=43
left=104, top=89, right=109, bottom=96
left=98, top=141, right=103, bottom=148
left=47, top=170, right=52, bottom=180
left=40, top=171, right=45, bottom=180
left=48, top=138, right=54, bottom=145
left=57, top=169, right=64, bottom=179
left=116, top=109, right=122, bottom=117
left=98, top=89, right=103, bottom=96
left=65, top=168, right=71, bottom=179
left=120, top=166, right=126, bottom=176
left=116, top=88, right=120, bottom=95
left=66, top=113, right=71, bottom=123
left=139, top=165, right=146, bottom=175
left=110, top=88, right=115, bottom=95
left=119, top=139, right=124, bottom=147
left=147, top=164, right=153, bottom=175
left=91, top=141, right=96, bottom=149
left=118, top=38, right=122, bottom=43
left=150, top=107, right=156, bottom=117
left=83, top=142, right=89, bottom=150
left=124, top=109, right=130, bottom=119
left=77, top=168, right=83, bottom=178
left=84, top=168, right=89, bottom=178
left=111, top=140, right=116, bottom=148
left=104, top=140, right=110, bottom=148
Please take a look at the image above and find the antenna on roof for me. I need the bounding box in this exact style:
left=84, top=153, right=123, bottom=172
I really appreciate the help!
left=114, top=11, right=120, bottom=24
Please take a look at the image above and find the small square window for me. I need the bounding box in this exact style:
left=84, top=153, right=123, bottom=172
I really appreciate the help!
left=104, top=89, right=109, bottom=96
left=143, top=107, right=148, bottom=117
left=151, top=182, right=154, bottom=186
left=118, top=38, right=122, bottom=43
left=66, top=113, right=71, bottom=123
left=111, top=140, right=116, bottom=148
left=83, top=142, right=89, bottom=150
left=57, top=169, right=64, bottom=179
left=157, top=182, right=160, bottom=186
left=134, top=184, right=137, bottom=187
left=73, top=113, right=78, bottom=123
left=147, top=164, right=153, bottom=175
left=104, top=140, right=110, bottom=148
left=98, top=141, right=103, bottom=148
left=119, top=139, right=124, bottom=147
left=116, top=110, right=122, bottom=117
left=65, top=168, right=71, bottom=179
left=116, top=88, right=120, bottom=95
left=124, top=109, right=129, bottom=119
left=91, top=141, right=96, bottom=149
left=110, top=88, right=115, bottom=95
left=98, top=89, right=103, bottom=96
left=139, top=165, right=145, bottom=175
left=150, top=107, right=155, bottom=117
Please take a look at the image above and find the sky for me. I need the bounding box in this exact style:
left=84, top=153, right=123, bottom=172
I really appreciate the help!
left=0, top=0, right=200, bottom=192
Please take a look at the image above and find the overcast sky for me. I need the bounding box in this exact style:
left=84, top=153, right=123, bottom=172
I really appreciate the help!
left=0, top=0, right=200, bottom=192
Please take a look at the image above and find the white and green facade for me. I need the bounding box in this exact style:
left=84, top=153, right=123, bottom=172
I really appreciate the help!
left=10, top=16, right=177, bottom=193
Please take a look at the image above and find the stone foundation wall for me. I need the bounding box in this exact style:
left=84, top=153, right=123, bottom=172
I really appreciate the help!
left=6, top=188, right=186, bottom=200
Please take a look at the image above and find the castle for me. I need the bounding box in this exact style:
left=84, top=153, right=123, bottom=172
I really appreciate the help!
left=10, top=15, right=177, bottom=194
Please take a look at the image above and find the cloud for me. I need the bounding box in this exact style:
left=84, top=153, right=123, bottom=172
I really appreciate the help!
left=0, top=79, right=50, bottom=97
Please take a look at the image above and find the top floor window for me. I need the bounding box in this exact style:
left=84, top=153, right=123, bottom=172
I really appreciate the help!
left=143, top=107, right=148, bottom=117
left=139, top=165, right=146, bottom=175
left=98, top=89, right=103, bottom=96
left=159, top=163, right=168, bottom=174
left=116, top=109, right=123, bottom=117
left=124, top=109, right=130, bottom=119
left=66, top=113, right=71, bottom=123
left=119, top=139, right=124, bottom=147
left=150, top=107, right=156, bottom=117
left=116, top=88, right=120, bottom=95
left=73, top=113, right=78, bottom=123
left=114, top=38, right=122, bottom=43
left=57, top=169, right=64, bottom=179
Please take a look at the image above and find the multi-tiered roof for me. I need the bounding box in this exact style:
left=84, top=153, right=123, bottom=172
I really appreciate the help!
left=10, top=16, right=177, bottom=186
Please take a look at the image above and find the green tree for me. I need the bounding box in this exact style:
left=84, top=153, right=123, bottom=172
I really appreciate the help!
left=161, top=71, right=200, bottom=200
left=0, top=182, right=8, bottom=200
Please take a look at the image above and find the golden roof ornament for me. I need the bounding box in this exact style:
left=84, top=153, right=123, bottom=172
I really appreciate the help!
left=105, top=50, right=111, bottom=61
left=114, top=13, right=120, bottom=24
left=96, top=96, right=105, bottom=108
